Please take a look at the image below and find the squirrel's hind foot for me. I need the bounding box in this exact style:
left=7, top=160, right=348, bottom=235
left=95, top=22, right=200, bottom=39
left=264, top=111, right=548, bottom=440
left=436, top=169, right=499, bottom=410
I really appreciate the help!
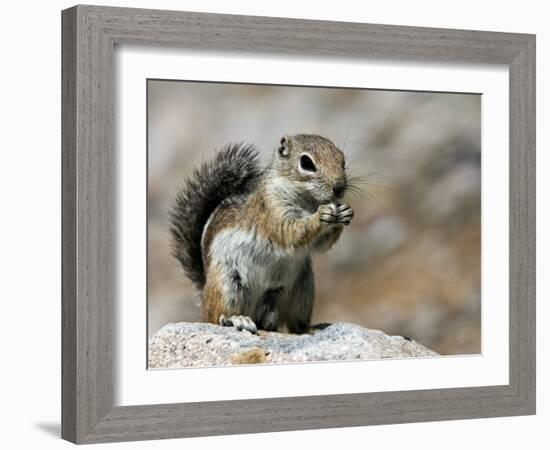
left=219, top=314, right=258, bottom=334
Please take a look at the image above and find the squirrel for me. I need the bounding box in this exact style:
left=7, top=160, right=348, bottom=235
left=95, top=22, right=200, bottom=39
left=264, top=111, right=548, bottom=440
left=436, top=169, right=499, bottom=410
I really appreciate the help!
left=169, top=134, right=353, bottom=334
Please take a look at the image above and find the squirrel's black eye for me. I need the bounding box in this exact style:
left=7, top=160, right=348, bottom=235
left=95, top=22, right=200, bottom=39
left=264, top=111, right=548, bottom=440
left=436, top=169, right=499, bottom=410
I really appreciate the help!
left=300, top=154, right=316, bottom=172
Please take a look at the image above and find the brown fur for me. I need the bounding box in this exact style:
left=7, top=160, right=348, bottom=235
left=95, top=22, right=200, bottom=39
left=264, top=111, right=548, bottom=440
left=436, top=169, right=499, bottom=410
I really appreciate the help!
left=201, top=265, right=226, bottom=323
left=200, top=134, right=352, bottom=331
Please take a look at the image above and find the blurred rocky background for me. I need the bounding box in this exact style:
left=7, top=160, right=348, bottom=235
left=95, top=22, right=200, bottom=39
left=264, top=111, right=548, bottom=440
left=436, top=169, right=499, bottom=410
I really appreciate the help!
left=147, top=80, right=481, bottom=355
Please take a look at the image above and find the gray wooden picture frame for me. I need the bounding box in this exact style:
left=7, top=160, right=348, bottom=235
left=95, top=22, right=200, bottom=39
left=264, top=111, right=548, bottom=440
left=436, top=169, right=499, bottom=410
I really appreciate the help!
left=61, top=4, right=536, bottom=444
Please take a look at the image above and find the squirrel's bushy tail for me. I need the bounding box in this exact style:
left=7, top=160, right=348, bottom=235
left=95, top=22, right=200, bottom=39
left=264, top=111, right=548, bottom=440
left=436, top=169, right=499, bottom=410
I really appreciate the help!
left=169, top=143, right=262, bottom=289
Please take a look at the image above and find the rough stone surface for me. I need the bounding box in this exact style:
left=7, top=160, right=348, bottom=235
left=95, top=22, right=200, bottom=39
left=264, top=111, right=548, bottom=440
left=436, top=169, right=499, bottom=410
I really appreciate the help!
left=148, top=322, right=438, bottom=368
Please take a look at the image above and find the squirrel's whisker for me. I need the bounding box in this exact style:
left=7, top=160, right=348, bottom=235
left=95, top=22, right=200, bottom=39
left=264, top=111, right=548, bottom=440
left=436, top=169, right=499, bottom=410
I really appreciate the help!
left=345, top=182, right=387, bottom=212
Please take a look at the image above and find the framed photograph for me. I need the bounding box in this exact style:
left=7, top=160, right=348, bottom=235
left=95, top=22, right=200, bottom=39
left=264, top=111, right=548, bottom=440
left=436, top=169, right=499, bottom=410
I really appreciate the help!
left=61, top=5, right=536, bottom=444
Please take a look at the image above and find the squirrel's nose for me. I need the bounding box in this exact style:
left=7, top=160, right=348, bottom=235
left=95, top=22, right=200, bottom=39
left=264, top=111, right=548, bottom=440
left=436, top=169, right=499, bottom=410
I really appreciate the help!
left=332, top=180, right=346, bottom=197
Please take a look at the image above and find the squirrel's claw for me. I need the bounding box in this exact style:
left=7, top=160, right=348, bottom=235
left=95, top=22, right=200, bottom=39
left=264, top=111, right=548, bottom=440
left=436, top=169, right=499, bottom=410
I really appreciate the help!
left=219, top=314, right=258, bottom=334
left=319, top=203, right=354, bottom=226
left=336, top=203, right=354, bottom=225
left=319, top=203, right=339, bottom=224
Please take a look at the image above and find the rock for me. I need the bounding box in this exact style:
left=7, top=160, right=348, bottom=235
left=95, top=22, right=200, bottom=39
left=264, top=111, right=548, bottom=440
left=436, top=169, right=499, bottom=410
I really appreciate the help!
left=148, top=322, right=438, bottom=368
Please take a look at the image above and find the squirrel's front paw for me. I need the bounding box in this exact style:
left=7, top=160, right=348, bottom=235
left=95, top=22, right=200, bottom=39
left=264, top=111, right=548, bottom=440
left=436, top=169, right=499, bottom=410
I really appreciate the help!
left=319, top=203, right=339, bottom=225
left=335, top=203, right=354, bottom=225
left=219, top=314, right=258, bottom=334
left=319, top=203, right=354, bottom=226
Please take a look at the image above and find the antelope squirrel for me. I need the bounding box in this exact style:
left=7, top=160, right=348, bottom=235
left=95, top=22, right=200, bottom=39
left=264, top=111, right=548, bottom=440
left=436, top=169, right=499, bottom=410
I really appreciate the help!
left=170, top=134, right=353, bottom=334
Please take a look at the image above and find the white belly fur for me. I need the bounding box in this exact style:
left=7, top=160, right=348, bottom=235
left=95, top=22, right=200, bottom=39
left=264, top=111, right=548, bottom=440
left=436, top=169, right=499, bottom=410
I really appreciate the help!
left=208, top=227, right=307, bottom=307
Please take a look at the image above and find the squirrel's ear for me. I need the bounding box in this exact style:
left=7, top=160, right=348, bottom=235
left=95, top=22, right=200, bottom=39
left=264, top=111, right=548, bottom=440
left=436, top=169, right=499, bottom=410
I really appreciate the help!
left=278, top=136, right=290, bottom=157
